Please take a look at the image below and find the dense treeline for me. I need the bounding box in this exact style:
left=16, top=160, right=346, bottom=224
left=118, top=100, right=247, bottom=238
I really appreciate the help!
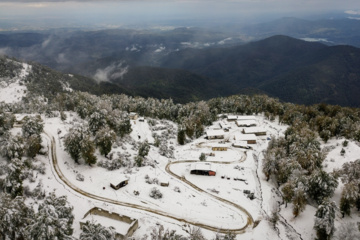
left=2, top=80, right=360, bottom=239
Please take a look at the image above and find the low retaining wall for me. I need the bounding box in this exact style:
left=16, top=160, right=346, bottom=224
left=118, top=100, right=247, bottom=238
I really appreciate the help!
left=80, top=207, right=138, bottom=239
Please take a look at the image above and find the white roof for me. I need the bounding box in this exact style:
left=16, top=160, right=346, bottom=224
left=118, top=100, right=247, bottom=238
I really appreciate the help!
left=236, top=120, right=257, bottom=126
left=236, top=116, right=256, bottom=121
left=243, top=127, right=267, bottom=134
left=206, top=129, right=225, bottom=137
left=236, top=134, right=257, bottom=141
left=219, top=121, right=230, bottom=128
left=110, top=177, right=129, bottom=185
left=190, top=162, right=217, bottom=172
left=233, top=141, right=250, bottom=147
left=227, top=115, right=238, bottom=120
left=211, top=143, right=230, bottom=148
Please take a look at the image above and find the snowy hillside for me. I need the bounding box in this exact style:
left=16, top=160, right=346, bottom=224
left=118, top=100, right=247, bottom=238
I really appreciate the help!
left=0, top=62, right=30, bottom=103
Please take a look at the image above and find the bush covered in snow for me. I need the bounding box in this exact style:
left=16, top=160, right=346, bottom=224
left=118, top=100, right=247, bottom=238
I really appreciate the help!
left=149, top=187, right=163, bottom=199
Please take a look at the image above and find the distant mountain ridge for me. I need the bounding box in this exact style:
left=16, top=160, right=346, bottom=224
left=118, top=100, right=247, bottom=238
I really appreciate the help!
left=156, top=35, right=360, bottom=107
left=2, top=35, right=360, bottom=107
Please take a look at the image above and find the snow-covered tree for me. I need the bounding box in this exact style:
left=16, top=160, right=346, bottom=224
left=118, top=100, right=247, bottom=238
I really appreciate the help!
left=188, top=226, right=206, bottom=240
left=88, top=110, right=107, bottom=134
left=147, top=224, right=186, bottom=240
left=339, top=182, right=359, bottom=217
left=139, top=140, right=150, bottom=158
left=0, top=133, right=24, bottom=160
left=95, top=127, right=116, bottom=156
left=307, top=170, right=338, bottom=204
left=80, top=221, right=116, bottom=240
left=0, top=194, right=33, bottom=240
left=80, top=136, right=97, bottom=166
left=64, top=124, right=95, bottom=164
left=64, top=125, right=84, bottom=163
left=25, top=134, right=42, bottom=158
left=314, top=200, right=336, bottom=240
left=22, top=115, right=44, bottom=138
left=27, top=191, right=74, bottom=240
left=5, top=159, right=24, bottom=198
left=292, top=184, right=307, bottom=217
left=0, top=111, right=15, bottom=135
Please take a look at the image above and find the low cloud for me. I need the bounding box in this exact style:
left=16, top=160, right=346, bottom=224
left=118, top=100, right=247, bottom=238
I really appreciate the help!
left=94, top=62, right=129, bottom=83
left=41, top=37, right=52, bottom=48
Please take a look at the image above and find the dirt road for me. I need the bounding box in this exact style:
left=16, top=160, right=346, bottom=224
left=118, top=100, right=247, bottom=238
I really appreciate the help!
left=46, top=132, right=253, bottom=234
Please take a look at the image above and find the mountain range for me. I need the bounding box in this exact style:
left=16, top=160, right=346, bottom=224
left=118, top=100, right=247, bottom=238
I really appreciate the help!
left=1, top=32, right=360, bottom=106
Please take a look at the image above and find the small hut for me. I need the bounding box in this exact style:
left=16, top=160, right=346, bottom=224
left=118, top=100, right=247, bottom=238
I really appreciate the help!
left=110, top=177, right=129, bottom=190
left=190, top=163, right=217, bottom=176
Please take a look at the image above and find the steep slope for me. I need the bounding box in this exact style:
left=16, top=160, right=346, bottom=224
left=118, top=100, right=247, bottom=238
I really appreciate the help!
left=259, top=45, right=360, bottom=106
left=162, top=35, right=327, bottom=91
left=112, top=66, right=225, bottom=103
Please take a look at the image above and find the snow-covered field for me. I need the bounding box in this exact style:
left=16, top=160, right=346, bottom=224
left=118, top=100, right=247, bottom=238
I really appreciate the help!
left=3, top=103, right=360, bottom=239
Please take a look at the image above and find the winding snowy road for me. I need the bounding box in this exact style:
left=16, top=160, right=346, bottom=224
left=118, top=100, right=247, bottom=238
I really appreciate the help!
left=45, top=132, right=254, bottom=234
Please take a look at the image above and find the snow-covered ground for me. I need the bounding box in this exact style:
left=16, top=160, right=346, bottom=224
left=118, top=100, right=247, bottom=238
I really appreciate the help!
left=6, top=112, right=360, bottom=239
left=0, top=63, right=30, bottom=103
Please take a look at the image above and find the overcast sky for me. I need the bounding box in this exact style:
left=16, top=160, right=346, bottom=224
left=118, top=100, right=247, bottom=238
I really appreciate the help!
left=0, top=0, right=359, bottom=29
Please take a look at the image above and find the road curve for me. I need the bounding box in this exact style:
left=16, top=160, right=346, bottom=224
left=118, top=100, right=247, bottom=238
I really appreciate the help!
left=45, top=132, right=253, bottom=234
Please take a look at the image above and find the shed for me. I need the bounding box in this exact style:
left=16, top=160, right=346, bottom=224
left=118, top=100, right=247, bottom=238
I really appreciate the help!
left=227, top=115, right=238, bottom=122
left=110, top=177, right=129, bottom=190
left=242, top=127, right=267, bottom=136
left=190, top=163, right=217, bottom=176
left=235, top=134, right=257, bottom=144
left=129, top=112, right=138, bottom=120
left=236, top=116, right=256, bottom=121
left=233, top=141, right=253, bottom=149
left=206, top=129, right=225, bottom=139
left=211, top=143, right=229, bottom=151
left=236, top=120, right=257, bottom=127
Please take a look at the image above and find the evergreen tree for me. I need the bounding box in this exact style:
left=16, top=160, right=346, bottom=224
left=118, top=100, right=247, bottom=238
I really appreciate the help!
left=0, top=194, right=33, bottom=240
left=0, top=111, right=15, bottom=135
left=88, top=110, right=107, bottom=134
left=27, top=192, right=74, bottom=240
left=292, top=186, right=307, bottom=217
left=25, top=134, right=42, bottom=158
left=339, top=182, right=358, bottom=217
left=0, top=133, right=24, bottom=160
left=80, top=136, right=97, bottom=166
left=5, top=159, right=24, bottom=198
left=177, top=128, right=186, bottom=145
left=80, top=221, right=116, bottom=240
left=21, top=115, right=44, bottom=138
left=64, top=125, right=86, bottom=163
left=199, top=153, right=206, bottom=161
left=307, top=170, right=338, bottom=204
left=95, top=127, right=116, bottom=156
left=314, top=200, right=336, bottom=240
left=138, top=140, right=150, bottom=158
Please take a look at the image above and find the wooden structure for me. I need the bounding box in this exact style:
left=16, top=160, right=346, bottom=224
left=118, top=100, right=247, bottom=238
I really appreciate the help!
left=80, top=207, right=138, bottom=240
left=235, top=134, right=257, bottom=144
left=129, top=112, right=138, bottom=120
left=227, top=115, right=238, bottom=122
left=206, top=129, right=225, bottom=139
left=211, top=144, right=229, bottom=151
left=190, top=163, right=217, bottom=176
left=242, top=127, right=267, bottom=136
left=233, top=141, right=253, bottom=149
left=236, top=120, right=257, bottom=127
left=110, top=177, right=129, bottom=190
